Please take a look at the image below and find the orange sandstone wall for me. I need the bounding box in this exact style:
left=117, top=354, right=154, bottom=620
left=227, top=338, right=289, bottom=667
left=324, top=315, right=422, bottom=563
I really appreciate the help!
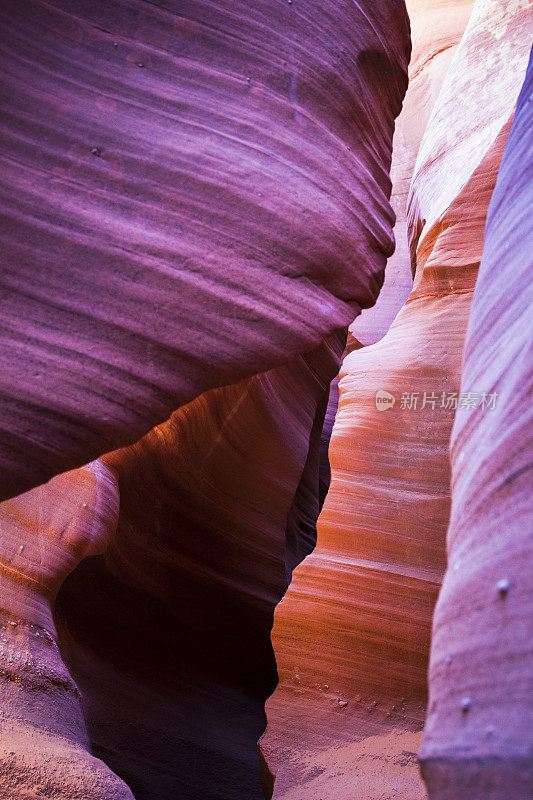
left=0, top=335, right=343, bottom=800
left=56, top=336, right=344, bottom=800
left=350, top=0, right=475, bottom=346
left=419, top=46, right=533, bottom=800
left=261, top=3, right=531, bottom=799
left=0, top=463, right=134, bottom=800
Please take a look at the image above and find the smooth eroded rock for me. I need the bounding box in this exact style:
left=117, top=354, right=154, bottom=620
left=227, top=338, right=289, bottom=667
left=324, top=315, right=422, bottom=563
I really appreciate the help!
left=0, top=0, right=409, bottom=500
left=261, top=2, right=530, bottom=798
left=0, top=462, right=133, bottom=800
left=419, top=43, right=533, bottom=800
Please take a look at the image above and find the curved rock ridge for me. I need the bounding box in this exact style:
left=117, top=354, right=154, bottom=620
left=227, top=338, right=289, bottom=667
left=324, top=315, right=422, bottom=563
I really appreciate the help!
left=408, top=0, right=532, bottom=274
left=419, top=48, right=533, bottom=800
left=50, top=333, right=344, bottom=800
left=0, top=462, right=134, bottom=800
left=1, top=6, right=529, bottom=800
left=261, top=2, right=530, bottom=798
left=350, top=0, right=475, bottom=346
left=0, top=0, right=410, bottom=502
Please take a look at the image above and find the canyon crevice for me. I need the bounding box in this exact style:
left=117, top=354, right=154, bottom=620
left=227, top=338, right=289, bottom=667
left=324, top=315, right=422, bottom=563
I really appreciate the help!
left=261, top=2, right=532, bottom=799
left=0, top=1, right=531, bottom=800
left=0, top=2, right=410, bottom=798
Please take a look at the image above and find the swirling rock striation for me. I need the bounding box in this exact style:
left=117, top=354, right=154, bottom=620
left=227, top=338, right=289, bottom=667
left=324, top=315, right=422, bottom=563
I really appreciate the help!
left=0, top=0, right=409, bottom=501
left=0, top=2, right=412, bottom=798
left=419, top=46, right=533, bottom=800
left=52, top=334, right=344, bottom=800
left=0, top=332, right=346, bottom=800
left=349, top=0, right=476, bottom=346
left=261, top=2, right=531, bottom=798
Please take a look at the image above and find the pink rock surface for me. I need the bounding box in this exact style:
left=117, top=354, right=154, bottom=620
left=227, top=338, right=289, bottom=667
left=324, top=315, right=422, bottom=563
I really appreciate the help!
left=350, top=0, right=476, bottom=346
left=0, top=332, right=344, bottom=799
left=0, top=462, right=133, bottom=800
left=1, top=3, right=530, bottom=800
left=261, top=3, right=531, bottom=798
left=0, top=0, right=409, bottom=501
left=419, top=47, right=533, bottom=800
left=0, top=3, right=412, bottom=797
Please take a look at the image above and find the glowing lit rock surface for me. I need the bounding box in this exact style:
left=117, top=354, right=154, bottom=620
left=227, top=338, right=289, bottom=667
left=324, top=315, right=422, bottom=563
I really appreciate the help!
left=0, top=462, right=133, bottom=800
left=350, top=0, right=476, bottom=346
left=0, top=2, right=530, bottom=800
left=419, top=47, right=533, bottom=800
left=261, top=2, right=531, bottom=798
left=0, top=2, right=411, bottom=797
left=55, top=335, right=344, bottom=800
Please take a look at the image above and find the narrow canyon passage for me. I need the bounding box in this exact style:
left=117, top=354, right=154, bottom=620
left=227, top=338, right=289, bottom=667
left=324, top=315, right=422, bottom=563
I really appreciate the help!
left=0, top=2, right=409, bottom=793
left=54, top=333, right=345, bottom=800
left=0, top=1, right=531, bottom=800
left=262, top=1, right=532, bottom=799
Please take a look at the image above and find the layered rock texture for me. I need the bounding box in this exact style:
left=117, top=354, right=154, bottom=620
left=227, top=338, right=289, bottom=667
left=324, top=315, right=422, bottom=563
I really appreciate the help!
left=350, top=0, right=476, bottom=346
left=261, top=2, right=532, bottom=799
left=0, top=2, right=411, bottom=799
left=0, top=462, right=134, bottom=800
left=0, top=1, right=531, bottom=800
left=419, top=48, right=533, bottom=799
left=55, top=333, right=344, bottom=800
left=0, top=0, right=409, bottom=501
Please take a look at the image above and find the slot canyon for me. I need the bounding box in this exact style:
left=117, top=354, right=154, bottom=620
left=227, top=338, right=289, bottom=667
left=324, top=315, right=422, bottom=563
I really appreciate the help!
left=0, top=2, right=531, bottom=800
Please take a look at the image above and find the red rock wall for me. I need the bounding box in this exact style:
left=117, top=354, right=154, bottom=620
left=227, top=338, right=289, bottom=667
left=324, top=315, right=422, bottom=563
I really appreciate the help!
left=55, top=335, right=344, bottom=800
left=260, top=3, right=531, bottom=799
left=0, top=463, right=134, bottom=799
left=0, top=331, right=344, bottom=799
left=0, top=2, right=411, bottom=796
left=419, top=47, right=533, bottom=800
left=1, top=3, right=529, bottom=800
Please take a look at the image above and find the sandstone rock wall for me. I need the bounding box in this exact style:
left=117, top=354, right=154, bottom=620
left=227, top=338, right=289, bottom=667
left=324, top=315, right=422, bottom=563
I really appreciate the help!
left=261, top=3, right=531, bottom=799
left=419, top=46, right=533, bottom=800
left=350, top=0, right=475, bottom=346
left=0, top=2, right=530, bottom=800
left=0, top=463, right=134, bottom=799
left=55, top=335, right=344, bottom=800
left=0, top=2, right=411, bottom=797
left=0, top=0, right=409, bottom=501
left=0, top=330, right=345, bottom=800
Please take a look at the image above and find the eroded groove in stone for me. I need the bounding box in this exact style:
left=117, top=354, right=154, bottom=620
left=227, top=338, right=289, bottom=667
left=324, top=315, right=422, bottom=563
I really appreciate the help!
left=51, top=334, right=345, bottom=800
left=0, top=1, right=411, bottom=796
left=1, top=2, right=529, bottom=799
